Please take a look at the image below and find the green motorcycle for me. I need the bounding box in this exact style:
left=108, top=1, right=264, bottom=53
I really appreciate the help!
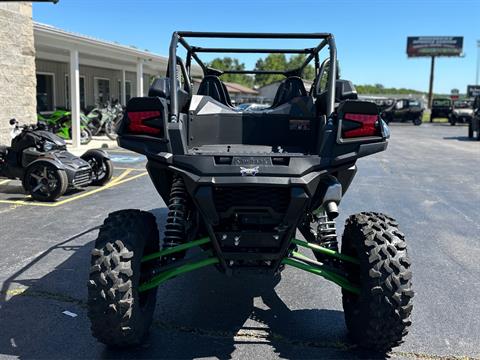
left=37, top=109, right=92, bottom=145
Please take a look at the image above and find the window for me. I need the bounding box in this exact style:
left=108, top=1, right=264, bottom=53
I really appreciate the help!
left=409, top=100, right=420, bottom=107
left=395, top=100, right=405, bottom=110
left=36, top=73, right=55, bottom=112
left=65, top=75, right=86, bottom=110
left=118, top=80, right=132, bottom=103
left=94, top=78, right=111, bottom=105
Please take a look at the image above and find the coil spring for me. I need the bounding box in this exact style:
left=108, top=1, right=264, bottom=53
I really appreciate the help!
left=163, top=176, right=188, bottom=250
left=315, top=211, right=338, bottom=252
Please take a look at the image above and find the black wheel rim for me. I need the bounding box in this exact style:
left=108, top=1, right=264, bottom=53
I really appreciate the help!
left=88, top=158, right=106, bottom=182
left=28, top=165, right=58, bottom=197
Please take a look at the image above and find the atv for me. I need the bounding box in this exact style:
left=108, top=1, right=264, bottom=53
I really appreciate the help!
left=381, top=98, right=424, bottom=125
left=0, top=119, right=113, bottom=201
left=87, top=32, right=414, bottom=353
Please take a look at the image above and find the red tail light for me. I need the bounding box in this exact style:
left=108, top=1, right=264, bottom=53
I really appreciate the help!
left=127, top=111, right=162, bottom=136
left=343, top=113, right=379, bottom=138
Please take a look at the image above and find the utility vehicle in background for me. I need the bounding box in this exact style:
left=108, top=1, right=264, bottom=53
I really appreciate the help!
left=449, top=99, right=474, bottom=126
left=469, top=96, right=480, bottom=140
left=87, top=32, right=414, bottom=353
left=430, top=97, right=452, bottom=122
left=381, top=98, right=424, bottom=125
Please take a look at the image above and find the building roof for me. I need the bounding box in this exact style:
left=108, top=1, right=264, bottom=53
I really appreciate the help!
left=224, top=82, right=258, bottom=95
left=34, top=22, right=203, bottom=76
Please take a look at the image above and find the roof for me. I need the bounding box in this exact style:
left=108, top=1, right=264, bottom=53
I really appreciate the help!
left=224, top=82, right=258, bottom=95
left=192, top=78, right=258, bottom=95
left=34, top=22, right=168, bottom=63
left=33, top=22, right=203, bottom=76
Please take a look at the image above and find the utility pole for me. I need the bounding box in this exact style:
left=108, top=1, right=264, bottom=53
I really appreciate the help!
left=428, top=56, right=435, bottom=109
left=476, top=40, right=480, bottom=85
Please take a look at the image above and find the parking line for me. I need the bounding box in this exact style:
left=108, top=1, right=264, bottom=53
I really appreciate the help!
left=0, top=171, right=147, bottom=207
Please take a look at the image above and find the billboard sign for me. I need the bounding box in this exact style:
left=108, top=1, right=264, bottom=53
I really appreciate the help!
left=467, top=85, right=480, bottom=97
left=407, top=36, right=463, bottom=57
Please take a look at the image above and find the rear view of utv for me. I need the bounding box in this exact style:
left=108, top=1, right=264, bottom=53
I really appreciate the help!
left=87, top=32, right=413, bottom=353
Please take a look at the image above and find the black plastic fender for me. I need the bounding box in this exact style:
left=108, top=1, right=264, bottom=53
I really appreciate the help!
left=21, top=157, right=66, bottom=182
left=81, top=148, right=110, bottom=160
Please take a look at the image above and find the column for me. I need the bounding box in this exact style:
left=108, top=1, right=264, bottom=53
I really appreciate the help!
left=69, top=49, right=81, bottom=148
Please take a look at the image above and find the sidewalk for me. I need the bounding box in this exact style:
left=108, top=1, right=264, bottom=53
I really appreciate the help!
left=66, top=136, right=118, bottom=156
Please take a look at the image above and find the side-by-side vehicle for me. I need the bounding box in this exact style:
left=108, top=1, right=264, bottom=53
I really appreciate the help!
left=87, top=32, right=414, bottom=353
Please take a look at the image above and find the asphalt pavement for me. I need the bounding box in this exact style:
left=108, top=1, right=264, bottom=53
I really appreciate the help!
left=0, top=123, right=478, bottom=359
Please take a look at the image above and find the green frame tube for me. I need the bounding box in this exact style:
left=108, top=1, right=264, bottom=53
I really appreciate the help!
left=282, top=256, right=360, bottom=294
left=141, top=237, right=211, bottom=263
left=139, top=257, right=219, bottom=292
left=292, top=238, right=360, bottom=265
left=138, top=236, right=360, bottom=293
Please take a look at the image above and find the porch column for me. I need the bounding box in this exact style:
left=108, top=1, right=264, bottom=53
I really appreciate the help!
left=69, top=49, right=81, bottom=148
left=121, top=69, right=127, bottom=106
left=136, top=60, right=144, bottom=97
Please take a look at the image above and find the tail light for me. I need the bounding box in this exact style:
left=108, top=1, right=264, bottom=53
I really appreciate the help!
left=127, top=111, right=163, bottom=136
left=342, top=113, right=380, bottom=138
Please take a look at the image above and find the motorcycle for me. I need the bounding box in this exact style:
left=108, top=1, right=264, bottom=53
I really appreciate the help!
left=37, top=109, right=92, bottom=145
left=0, top=119, right=113, bottom=202
left=82, top=100, right=124, bottom=140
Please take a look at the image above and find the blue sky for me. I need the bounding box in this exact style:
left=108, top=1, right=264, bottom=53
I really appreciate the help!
left=33, top=0, right=480, bottom=94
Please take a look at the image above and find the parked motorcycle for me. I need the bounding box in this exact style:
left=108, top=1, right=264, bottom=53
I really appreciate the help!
left=82, top=100, right=124, bottom=140
left=0, top=119, right=113, bottom=202
left=37, top=109, right=92, bottom=145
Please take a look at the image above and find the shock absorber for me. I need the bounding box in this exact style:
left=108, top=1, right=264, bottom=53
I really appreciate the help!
left=315, top=211, right=338, bottom=252
left=163, top=175, right=188, bottom=256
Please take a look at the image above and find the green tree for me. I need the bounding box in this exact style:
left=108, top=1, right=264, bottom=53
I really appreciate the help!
left=254, top=53, right=287, bottom=87
left=208, top=57, right=254, bottom=87
left=287, top=54, right=315, bottom=81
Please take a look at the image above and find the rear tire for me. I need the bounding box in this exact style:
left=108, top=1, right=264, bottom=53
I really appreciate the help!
left=468, top=123, right=473, bottom=138
left=341, top=212, right=413, bottom=352
left=88, top=210, right=160, bottom=347
left=81, top=150, right=113, bottom=186
left=413, top=117, right=422, bottom=126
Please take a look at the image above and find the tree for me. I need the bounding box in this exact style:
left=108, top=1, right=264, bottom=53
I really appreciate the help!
left=254, top=53, right=287, bottom=87
left=287, top=54, right=315, bottom=81
left=207, top=57, right=254, bottom=88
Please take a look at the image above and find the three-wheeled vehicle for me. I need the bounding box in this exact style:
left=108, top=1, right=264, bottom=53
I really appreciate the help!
left=87, top=32, right=414, bottom=353
left=0, top=119, right=113, bottom=201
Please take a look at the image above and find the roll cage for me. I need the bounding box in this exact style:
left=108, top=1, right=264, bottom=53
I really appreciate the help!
left=167, top=31, right=338, bottom=122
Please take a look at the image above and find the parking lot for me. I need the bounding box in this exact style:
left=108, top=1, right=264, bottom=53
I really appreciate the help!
left=0, top=123, right=478, bottom=359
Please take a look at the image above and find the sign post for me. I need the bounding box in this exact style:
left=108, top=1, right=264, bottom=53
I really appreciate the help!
left=407, top=36, right=463, bottom=109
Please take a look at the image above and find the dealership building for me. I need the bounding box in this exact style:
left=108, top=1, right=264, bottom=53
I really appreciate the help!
left=0, top=3, right=171, bottom=146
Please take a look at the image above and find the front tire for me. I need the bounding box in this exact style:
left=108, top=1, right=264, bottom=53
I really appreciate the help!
left=23, top=161, right=68, bottom=202
left=341, top=212, right=413, bottom=352
left=413, top=117, right=422, bottom=126
left=88, top=210, right=160, bottom=347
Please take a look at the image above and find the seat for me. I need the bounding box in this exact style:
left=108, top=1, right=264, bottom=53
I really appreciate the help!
left=271, top=76, right=307, bottom=108
left=197, top=75, right=233, bottom=107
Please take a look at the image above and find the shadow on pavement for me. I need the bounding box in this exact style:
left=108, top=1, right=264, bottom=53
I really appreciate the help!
left=443, top=136, right=477, bottom=142
left=0, top=208, right=385, bottom=359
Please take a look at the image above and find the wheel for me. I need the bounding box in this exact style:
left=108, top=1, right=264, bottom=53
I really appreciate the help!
left=450, top=120, right=456, bottom=126
left=81, top=150, right=113, bottom=186
left=88, top=209, right=160, bottom=347
left=23, top=161, right=68, bottom=202
left=429, top=115, right=433, bottom=122
left=341, top=212, right=413, bottom=352
left=413, top=117, right=422, bottom=126
left=105, top=118, right=119, bottom=141
left=468, top=123, right=473, bottom=138
left=69, top=127, right=92, bottom=145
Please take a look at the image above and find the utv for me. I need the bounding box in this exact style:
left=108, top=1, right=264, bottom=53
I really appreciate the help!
left=430, top=97, right=452, bottom=122
left=87, top=32, right=414, bottom=353
left=381, top=98, right=424, bottom=126
left=449, top=99, right=474, bottom=126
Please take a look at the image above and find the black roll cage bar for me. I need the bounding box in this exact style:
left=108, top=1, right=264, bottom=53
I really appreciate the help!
left=168, top=31, right=337, bottom=122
